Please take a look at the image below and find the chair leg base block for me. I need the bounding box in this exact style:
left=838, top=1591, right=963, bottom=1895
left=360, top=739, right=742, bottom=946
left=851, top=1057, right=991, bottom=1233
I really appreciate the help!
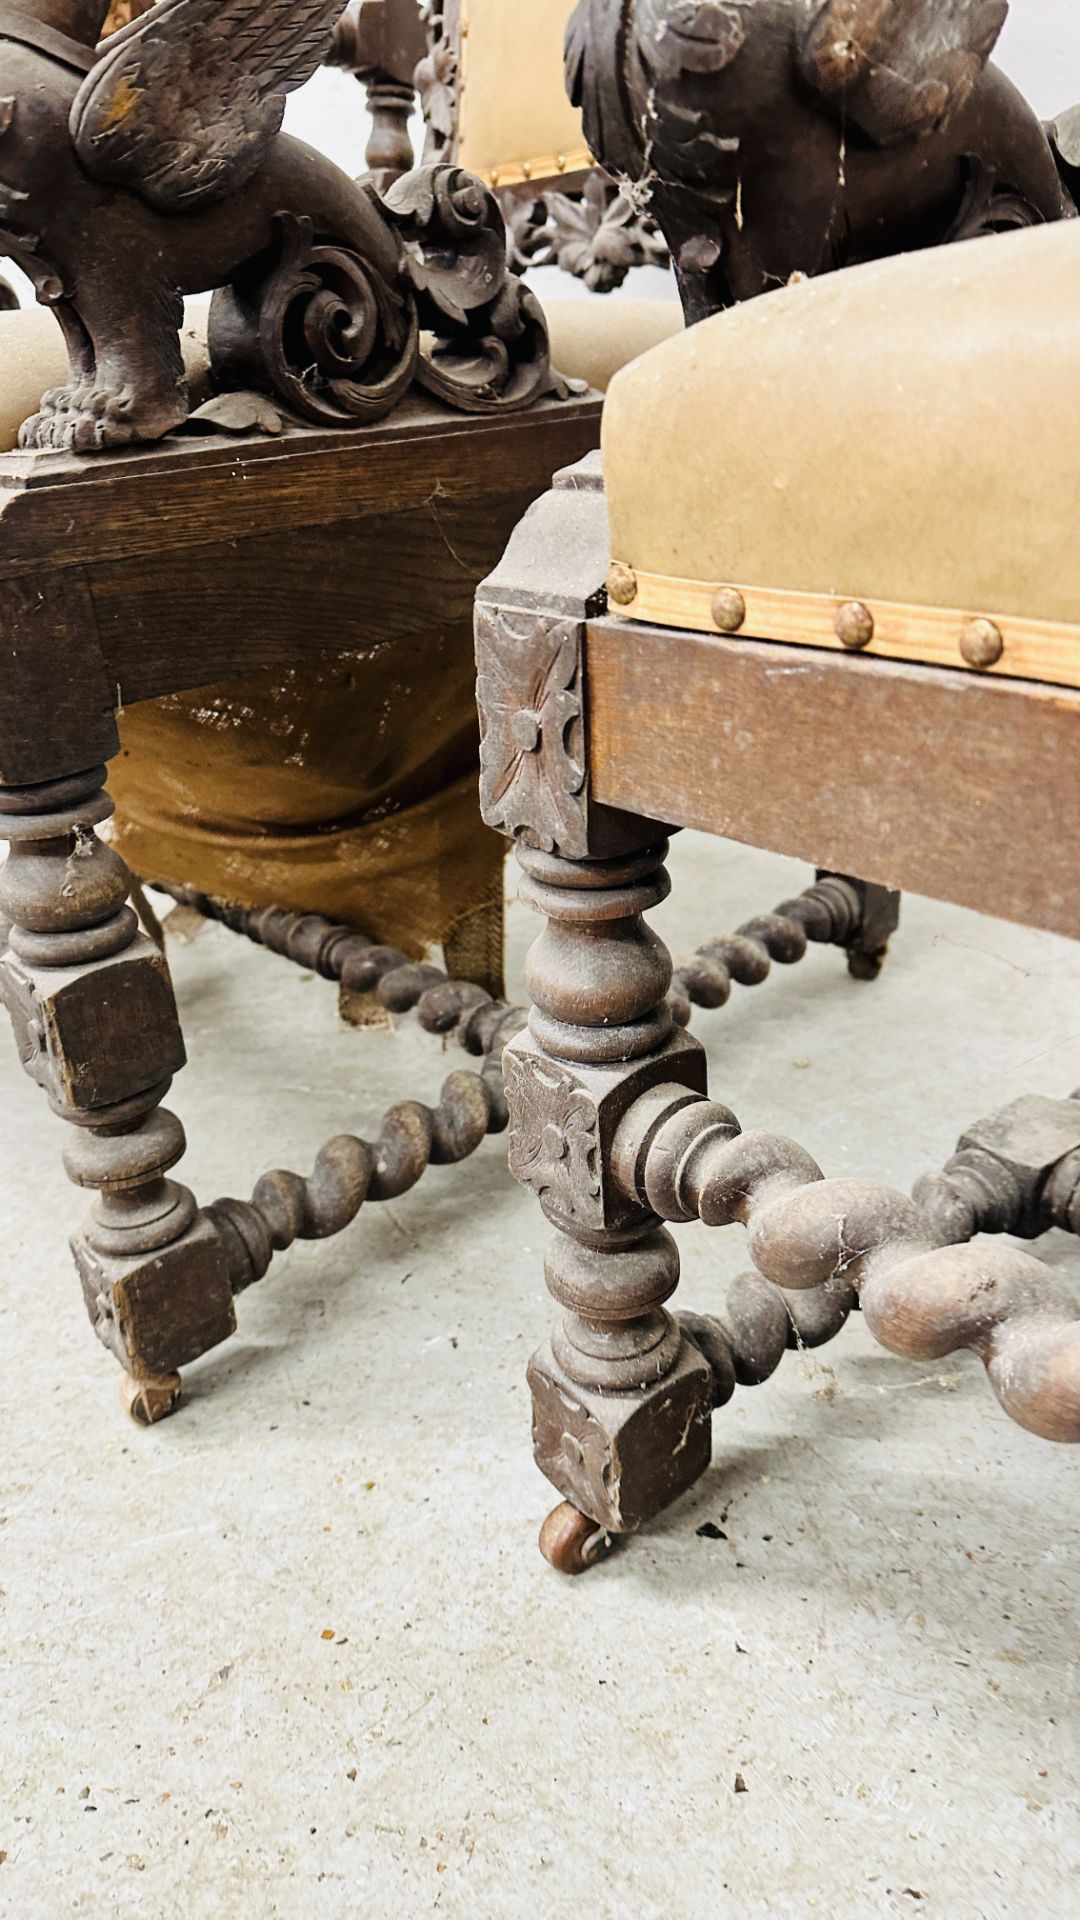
left=75, top=1211, right=237, bottom=1380
left=529, top=1335, right=714, bottom=1537
left=119, top=1370, right=183, bottom=1426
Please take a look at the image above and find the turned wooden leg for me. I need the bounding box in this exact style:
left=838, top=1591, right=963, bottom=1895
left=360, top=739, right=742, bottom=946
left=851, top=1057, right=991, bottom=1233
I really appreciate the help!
left=504, top=837, right=716, bottom=1569
left=0, top=765, right=235, bottom=1419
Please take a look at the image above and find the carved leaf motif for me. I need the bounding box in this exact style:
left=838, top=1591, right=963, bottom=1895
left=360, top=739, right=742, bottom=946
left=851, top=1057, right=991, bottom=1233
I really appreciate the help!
left=71, top=0, right=346, bottom=212
left=502, top=173, right=668, bottom=292
left=504, top=1052, right=601, bottom=1223
left=476, top=609, right=587, bottom=856
left=416, top=44, right=458, bottom=153
left=381, top=171, right=561, bottom=412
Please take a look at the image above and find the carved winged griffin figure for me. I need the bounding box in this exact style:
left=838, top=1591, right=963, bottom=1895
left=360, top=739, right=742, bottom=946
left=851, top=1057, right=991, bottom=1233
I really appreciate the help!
left=0, top=0, right=554, bottom=449
left=567, top=0, right=1077, bottom=320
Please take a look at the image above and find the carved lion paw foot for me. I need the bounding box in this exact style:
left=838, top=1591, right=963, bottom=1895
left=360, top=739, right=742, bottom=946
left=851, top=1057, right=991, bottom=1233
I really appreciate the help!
left=19, top=383, right=187, bottom=452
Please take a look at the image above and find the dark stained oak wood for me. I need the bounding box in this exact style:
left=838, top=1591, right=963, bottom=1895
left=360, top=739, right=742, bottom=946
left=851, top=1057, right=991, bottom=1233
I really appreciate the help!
left=0, top=395, right=600, bottom=583
left=0, top=571, right=117, bottom=784
left=89, top=495, right=551, bottom=705
left=569, top=0, right=1072, bottom=325
left=0, top=398, right=601, bottom=783
left=587, top=619, right=1080, bottom=941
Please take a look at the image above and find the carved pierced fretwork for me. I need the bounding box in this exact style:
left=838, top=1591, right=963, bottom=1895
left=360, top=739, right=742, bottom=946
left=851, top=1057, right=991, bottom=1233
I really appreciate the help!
left=499, top=171, right=669, bottom=292
left=417, top=0, right=460, bottom=166
left=418, top=0, right=666, bottom=292
left=476, top=606, right=587, bottom=856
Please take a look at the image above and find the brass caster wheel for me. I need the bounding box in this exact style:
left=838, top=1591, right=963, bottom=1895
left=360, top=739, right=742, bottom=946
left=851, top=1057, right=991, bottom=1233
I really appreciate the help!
left=539, top=1501, right=612, bottom=1575
left=119, top=1370, right=182, bottom=1426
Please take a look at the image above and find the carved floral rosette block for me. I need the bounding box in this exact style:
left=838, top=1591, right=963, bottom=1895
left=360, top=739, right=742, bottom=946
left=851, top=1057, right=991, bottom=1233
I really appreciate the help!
left=476, top=608, right=588, bottom=857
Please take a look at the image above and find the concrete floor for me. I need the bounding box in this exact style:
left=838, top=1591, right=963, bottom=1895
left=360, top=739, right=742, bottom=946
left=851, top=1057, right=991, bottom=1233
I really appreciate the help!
left=1, top=834, right=1077, bottom=1918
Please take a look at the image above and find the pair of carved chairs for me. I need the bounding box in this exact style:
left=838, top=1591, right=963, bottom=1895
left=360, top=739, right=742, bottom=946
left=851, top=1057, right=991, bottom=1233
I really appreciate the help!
left=0, top=0, right=888, bottom=1433
left=3, top=0, right=1078, bottom=1578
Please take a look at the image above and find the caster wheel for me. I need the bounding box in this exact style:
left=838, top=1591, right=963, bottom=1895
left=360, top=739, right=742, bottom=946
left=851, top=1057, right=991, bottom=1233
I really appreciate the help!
left=539, top=1501, right=611, bottom=1575
left=119, top=1370, right=182, bottom=1426
left=847, top=944, right=888, bottom=982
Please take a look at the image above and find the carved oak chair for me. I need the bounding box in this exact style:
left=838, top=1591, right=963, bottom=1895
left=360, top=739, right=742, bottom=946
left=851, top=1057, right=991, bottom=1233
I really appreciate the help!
left=100, top=0, right=683, bottom=1003
left=481, top=215, right=1080, bottom=1575
left=0, top=0, right=689, bottom=1425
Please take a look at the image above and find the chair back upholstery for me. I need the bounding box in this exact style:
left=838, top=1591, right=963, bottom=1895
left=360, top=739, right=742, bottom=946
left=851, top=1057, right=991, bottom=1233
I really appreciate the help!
left=423, top=0, right=591, bottom=191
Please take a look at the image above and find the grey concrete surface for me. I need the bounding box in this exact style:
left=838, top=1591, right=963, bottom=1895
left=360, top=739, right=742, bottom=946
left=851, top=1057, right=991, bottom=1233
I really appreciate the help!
left=1, top=835, right=1078, bottom=1919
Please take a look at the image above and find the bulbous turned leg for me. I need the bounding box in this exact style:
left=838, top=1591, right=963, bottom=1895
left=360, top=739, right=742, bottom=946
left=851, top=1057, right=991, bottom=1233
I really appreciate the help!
left=506, top=838, right=716, bottom=1569
left=0, top=766, right=235, bottom=1420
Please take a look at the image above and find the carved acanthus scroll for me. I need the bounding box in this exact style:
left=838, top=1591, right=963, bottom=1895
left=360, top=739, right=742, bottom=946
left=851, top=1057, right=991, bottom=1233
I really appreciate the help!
left=0, top=0, right=562, bottom=451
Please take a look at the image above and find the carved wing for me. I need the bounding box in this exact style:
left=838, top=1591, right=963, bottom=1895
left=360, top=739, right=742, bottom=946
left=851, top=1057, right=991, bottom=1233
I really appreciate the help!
left=71, top=0, right=346, bottom=213
left=799, top=0, right=1009, bottom=145
left=565, top=0, right=649, bottom=181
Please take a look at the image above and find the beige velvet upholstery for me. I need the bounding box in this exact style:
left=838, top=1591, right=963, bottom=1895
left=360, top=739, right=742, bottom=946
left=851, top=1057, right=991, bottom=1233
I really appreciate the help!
left=603, top=221, right=1080, bottom=627
left=455, top=0, right=590, bottom=187
left=545, top=296, right=681, bottom=392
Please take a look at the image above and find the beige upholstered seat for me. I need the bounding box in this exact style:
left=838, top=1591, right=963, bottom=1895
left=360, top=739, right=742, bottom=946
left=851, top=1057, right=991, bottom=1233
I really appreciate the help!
left=602, top=220, right=1080, bottom=689
left=449, top=0, right=589, bottom=189
left=544, top=296, right=680, bottom=392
